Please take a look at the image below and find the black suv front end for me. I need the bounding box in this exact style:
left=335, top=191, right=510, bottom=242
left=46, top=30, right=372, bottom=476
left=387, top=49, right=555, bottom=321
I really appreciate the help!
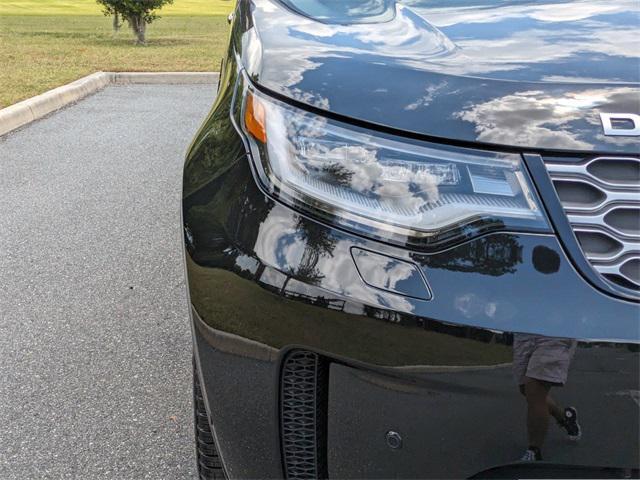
left=182, top=1, right=640, bottom=478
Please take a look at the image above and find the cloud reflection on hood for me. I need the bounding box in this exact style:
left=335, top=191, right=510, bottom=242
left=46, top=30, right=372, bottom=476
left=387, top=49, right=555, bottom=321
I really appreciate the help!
left=243, top=0, right=639, bottom=152
left=455, top=87, right=638, bottom=149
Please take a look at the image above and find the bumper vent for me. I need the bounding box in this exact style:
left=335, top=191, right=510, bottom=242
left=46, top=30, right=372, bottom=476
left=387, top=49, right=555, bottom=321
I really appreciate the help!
left=544, top=156, right=639, bottom=290
left=280, top=350, right=328, bottom=480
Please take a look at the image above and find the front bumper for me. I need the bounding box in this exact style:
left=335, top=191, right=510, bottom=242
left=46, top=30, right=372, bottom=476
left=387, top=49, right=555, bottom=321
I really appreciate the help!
left=184, top=151, right=639, bottom=478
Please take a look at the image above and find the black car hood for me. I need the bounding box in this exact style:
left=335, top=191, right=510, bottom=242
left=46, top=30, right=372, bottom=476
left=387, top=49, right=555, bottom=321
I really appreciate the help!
left=240, top=0, right=640, bottom=153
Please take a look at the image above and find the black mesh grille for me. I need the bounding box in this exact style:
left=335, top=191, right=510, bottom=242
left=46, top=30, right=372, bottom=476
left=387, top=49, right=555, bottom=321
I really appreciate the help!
left=280, top=350, right=328, bottom=480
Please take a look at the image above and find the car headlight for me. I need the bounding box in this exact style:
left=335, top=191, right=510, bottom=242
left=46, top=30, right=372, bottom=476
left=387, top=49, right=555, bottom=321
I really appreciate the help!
left=236, top=78, right=549, bottom=249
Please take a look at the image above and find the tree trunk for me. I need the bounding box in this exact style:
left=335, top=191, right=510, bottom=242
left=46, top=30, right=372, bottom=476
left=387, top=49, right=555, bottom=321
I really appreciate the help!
left=112, top=11, right=121, bottom=33
left=137, top=20, right=146, bottom=45
left=129, top=15, right=146, bottom=45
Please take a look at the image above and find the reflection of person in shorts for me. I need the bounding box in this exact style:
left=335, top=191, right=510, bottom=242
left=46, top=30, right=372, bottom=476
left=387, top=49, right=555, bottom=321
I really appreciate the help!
left=513, top=334, right=582, bottom=462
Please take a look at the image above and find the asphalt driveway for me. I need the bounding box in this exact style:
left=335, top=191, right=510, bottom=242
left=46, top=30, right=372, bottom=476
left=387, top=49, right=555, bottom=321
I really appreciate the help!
left=0, top=84, right=215, bottom=479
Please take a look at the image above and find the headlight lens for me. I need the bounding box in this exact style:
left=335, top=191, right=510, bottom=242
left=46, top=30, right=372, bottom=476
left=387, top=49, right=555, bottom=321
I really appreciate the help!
left=238, top=82, right=549, bottom=249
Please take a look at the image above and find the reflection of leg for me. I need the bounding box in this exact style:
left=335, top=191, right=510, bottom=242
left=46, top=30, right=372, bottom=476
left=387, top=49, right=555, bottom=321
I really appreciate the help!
left=525, top=378, right=551, bottom=450
left=546, top=394, right=564, bottom=423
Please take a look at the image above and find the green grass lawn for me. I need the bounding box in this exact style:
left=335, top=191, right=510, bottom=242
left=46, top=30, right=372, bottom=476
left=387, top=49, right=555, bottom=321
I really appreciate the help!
left=0, top=0, right=235, bottom=16
left=0, top=1, right=235, bottom=108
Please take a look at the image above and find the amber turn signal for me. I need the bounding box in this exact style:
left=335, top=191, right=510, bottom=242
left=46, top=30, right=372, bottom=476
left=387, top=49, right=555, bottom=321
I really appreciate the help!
left=244, top=91, right=267, bottom=143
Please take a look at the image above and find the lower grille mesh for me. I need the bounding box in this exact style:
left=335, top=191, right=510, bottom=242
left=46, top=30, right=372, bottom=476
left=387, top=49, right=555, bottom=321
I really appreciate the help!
left=280, top=350, right=328, bottom=480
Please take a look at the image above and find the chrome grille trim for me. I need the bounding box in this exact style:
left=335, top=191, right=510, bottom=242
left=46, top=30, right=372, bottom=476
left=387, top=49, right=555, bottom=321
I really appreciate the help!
left=545, top=156, right=639, bottom=189
left=566, top=205, right=640, bottom=239
left=545, top=156, right=640, bottom=290
left=573, top=227, right=640, bottom=262
left=551, top=179, right=638, bottom=210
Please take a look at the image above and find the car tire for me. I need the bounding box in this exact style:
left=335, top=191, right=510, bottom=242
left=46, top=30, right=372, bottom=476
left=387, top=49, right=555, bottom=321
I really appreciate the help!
left=193, top=360, right=226, bottom=480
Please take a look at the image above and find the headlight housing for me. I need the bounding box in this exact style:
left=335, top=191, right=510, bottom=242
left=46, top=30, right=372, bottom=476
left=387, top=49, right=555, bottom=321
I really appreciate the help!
left=236, top=78, right=549, bottom=250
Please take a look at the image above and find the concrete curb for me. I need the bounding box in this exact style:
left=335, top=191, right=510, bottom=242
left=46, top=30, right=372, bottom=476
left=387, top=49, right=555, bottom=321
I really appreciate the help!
left=0, top=71, right=219, bottom=137
left=114, top=72, right=218, bottom=84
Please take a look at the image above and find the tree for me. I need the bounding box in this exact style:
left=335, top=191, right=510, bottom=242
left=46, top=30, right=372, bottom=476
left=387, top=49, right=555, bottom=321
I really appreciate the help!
left=96, top=0, right=173, bottom=45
